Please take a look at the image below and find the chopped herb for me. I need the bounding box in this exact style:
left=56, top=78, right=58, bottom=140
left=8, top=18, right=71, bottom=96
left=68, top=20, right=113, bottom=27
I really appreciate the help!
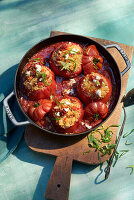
left=83, top=150, right=91, bottom=155
left=36, top=71, right=51, bottom=86
left=123, top=129, right=134, bottom=138
left=28, top=57, right=44, bottom=65
left=55, top=99, right=63, bottom=105
left=51, top=116, right=64, bottom=121
left=91, top=57, right=100, bottom=70
left=127, top=165, right=134, bottom=175
left=93, top=57, right=100, bottom=65
left=47, top=79, right=52, bottom=86
left=63, top=48, right=81, bottom=57
left=91, top=61, right=98, bottom=69
left=119, top=150, right=129, bottom=158
left=125, top=140, right=133, bottom=145
left=29, top=57, right=41, bottom=61
left=109, top=125, right=120, bottom=128
left=70, top=48, right=81, bottom=54
left=86, top=47, right=91, bottom=55
left=84, top=125, right=119, bottom=160
left=58, top=61, right=70, bottom=71
left=34, top=102, right=40, bottom=107
left=103, top=144, right=117, bottom=155
left=113, top=150, right=119, bottom=167
left=68, top=59, right=77, bottom=72
left=95, top=80, right=100, bottom=86
left=93, top=113, right=100, bottom=120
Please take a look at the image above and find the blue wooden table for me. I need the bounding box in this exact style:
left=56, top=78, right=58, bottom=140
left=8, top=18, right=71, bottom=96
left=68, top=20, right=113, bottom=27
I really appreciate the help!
left=0, top=0, right=134, bottom=200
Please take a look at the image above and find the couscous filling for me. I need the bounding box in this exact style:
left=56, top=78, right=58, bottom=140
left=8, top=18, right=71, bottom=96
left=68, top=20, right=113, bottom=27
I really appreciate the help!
left=52, top=98, right=81, bottom=129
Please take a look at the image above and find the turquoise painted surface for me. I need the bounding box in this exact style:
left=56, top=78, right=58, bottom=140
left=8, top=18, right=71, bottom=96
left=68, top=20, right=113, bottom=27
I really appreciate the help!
left=0, top=0, right=134, bottom=199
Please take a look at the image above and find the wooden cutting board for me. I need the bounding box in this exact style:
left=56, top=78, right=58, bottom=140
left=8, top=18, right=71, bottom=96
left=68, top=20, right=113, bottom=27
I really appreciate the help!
left=24, top=31, right=133, bottom=200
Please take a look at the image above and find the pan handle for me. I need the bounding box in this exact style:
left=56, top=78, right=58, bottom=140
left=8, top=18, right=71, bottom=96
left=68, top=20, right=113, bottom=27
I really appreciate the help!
left=3, top=91, right=30, bottom=126
left=104, top=44, right=131, bottom=76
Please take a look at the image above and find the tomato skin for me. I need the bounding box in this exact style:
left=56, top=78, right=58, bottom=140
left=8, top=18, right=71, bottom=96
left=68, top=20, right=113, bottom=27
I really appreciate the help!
left=77, top=74, right=112, bottom=104
left=49, top=96, right=84, bottom=134
left=28, top=99, right=52, bottom=121
left=84, top=102, right=108, bottom=122
left=82, top=45, right=103, bottom=74
left=35, top=79, right=56, bottom=100
left=84, top=45, right=99, bottom=57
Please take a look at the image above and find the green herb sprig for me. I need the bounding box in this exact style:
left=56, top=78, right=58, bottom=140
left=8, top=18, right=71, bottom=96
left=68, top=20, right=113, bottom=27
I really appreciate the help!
left=68, top=59, right=76, bottom=72
left=127, top=165, right=134, bottom=175
left=63, top=48, right=81, bottom=57
left=34, top=102, right=40, bottom=107
left=29, top=57, right=44, bottom=65
left=36, top=71, right=51, bottom=86
left=58, top=61, right=70, bottom=71
left=85, top=125, right=119, bottom=159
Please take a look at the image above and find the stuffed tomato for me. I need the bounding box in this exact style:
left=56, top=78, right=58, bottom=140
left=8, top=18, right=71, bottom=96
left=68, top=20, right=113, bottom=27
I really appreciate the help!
left=49, top=96, right=84, bottom=133
left=22, top=64, right=56, bottom=100
left=49, top=41, right=83, bottom=78
left=82, top=45, right=103, bottom=74
left=77, top=72, right=112, bottom=104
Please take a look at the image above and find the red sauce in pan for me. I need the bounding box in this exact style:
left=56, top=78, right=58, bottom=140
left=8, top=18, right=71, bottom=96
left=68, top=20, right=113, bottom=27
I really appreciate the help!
left=19, top=41, right=116, bottom=134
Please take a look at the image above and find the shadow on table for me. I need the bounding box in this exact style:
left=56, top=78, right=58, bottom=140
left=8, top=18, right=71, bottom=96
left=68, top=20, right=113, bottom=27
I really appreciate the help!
left=14, top=136, right=106, bottom=200
left=13, top=137, right=56, bottom=200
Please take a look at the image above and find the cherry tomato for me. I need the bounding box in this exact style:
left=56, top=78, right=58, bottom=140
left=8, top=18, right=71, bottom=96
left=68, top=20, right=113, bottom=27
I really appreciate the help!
left=28, top=99, right=52, bottom=121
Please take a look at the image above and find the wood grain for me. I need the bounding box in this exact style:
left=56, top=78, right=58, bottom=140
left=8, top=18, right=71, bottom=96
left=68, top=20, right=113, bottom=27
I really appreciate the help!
left=24, top=31, right=133, bottom=200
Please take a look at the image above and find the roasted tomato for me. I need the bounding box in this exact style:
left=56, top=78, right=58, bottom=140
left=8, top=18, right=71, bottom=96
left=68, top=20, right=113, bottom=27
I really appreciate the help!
left=22, top=65, right=56, bottom=100
left=82, top=45, right=103, bottom=74
left=77, top=72, right=112, bottom=104
left=49, top=96, right=84, bottom=133
left=28, top=99, right=52, bottom=121
left=84, top=102, right=108, bottom=122
left=49, top=42, right=83, bottom=78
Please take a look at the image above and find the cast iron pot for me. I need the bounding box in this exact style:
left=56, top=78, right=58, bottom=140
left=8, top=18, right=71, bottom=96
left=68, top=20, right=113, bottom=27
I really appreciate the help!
left=3, top=34, right=131, bottom=136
